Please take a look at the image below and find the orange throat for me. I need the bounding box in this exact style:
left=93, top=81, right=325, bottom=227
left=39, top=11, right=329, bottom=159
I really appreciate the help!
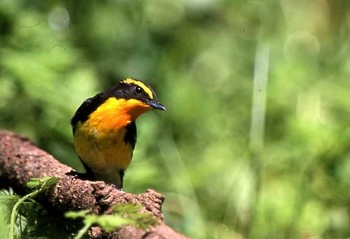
left=86, top=98, right=151, bottom=131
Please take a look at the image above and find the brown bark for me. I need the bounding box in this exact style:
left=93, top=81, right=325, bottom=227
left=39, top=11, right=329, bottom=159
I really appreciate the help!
left=0, top=130, right=187, bottom=239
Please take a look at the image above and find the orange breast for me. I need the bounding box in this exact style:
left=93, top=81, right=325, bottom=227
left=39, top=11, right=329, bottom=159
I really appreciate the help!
left=74, top=125, right=132, bottom=169
left=87, top=98, right=151, bottom=130
left=73, top=97, right=151, bottom=171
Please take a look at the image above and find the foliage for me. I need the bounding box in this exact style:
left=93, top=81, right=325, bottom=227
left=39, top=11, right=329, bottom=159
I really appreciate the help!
left=1, top=0, right=350, bottom=238
left=0, top=177, right=66, bottom=239
left=0, top=176, right=158, bottom=239
left=65, top=204, right=158, bottom=239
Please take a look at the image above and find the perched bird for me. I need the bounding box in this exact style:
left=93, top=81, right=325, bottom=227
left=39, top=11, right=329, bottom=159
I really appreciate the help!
left=71, top=78, right=166, bottom=189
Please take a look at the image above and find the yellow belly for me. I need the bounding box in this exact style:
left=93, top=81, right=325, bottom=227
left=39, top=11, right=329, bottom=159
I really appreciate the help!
left=74, top=122, right=133, bottom=173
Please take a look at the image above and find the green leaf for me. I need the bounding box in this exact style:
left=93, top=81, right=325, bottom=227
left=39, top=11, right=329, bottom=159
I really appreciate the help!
left=111, top=204, right=159, bottom=230
left=0, top=195, right=19, bottom=223
left=2, top=177, right=61, bottom=239
left=0, top=192, right=18, bottom=239
left=65, top=204, right=159, bottom=238
left=112, top=204, right=143, bottom=214
left=0, top=188, right=15, bottom=196
left=84, top=214, right=133, bottom=232
left=0, top=192, right=27, bottom=239
left=65, top=209, right=133, bottom=233
left=26, top=176, right=60, bottom=190
left=64, top=210, right=91, bottom=220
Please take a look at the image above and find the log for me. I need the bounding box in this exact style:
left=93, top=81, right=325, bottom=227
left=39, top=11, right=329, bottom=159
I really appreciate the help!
left=0, top=130, right=187, bottom=239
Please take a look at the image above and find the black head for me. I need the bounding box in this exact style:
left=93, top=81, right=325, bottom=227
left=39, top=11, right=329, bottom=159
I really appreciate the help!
left=71, top=78, right=166, bottom=133
left=109, top=78, right=166, bottom=111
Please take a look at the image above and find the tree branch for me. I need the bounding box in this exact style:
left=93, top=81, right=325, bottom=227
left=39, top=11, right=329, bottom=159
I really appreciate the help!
left=0, top=130, right=187, bottom=239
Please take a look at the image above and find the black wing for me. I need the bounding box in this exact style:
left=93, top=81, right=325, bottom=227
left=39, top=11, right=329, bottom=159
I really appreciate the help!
left=124, top=122, right=137, bottom=149
left=70, top=92, right=109, bottom=134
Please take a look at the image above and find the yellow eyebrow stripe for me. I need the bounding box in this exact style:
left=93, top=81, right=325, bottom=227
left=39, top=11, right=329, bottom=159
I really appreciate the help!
left=122, top=78, right=154, bottom=99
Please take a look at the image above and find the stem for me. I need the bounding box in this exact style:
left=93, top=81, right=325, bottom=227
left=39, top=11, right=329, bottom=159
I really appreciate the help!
left=74, top=222, right=92, bottom=239
left=9, top=190, right=39, bottom=239
left=9, top=177, right=54, bottom=239
left=247, top=42, right=269, bottom=238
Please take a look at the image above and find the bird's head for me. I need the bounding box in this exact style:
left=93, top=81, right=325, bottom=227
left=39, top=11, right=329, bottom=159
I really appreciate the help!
left=116, top=78, right=166, bottom=111
left=107, top=78, right=165, bottom=120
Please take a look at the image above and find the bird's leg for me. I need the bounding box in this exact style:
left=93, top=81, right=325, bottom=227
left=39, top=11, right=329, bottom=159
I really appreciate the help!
left=118, top=169, right=125, bottom=191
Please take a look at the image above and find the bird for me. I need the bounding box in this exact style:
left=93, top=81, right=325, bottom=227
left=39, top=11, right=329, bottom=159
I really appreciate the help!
left=70, top=78, right=166, bottom=189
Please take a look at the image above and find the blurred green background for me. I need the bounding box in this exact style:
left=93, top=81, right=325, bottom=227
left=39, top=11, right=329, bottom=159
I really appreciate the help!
left=1, top=0, right=350, bottom=238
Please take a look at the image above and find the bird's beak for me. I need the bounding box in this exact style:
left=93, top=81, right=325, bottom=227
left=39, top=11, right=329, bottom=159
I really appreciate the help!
left=147, top=100, right=166, bottom=111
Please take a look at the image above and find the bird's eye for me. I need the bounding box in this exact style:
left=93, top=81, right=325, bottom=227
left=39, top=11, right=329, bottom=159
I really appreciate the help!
left=135, top=86, right=143, bottom=94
